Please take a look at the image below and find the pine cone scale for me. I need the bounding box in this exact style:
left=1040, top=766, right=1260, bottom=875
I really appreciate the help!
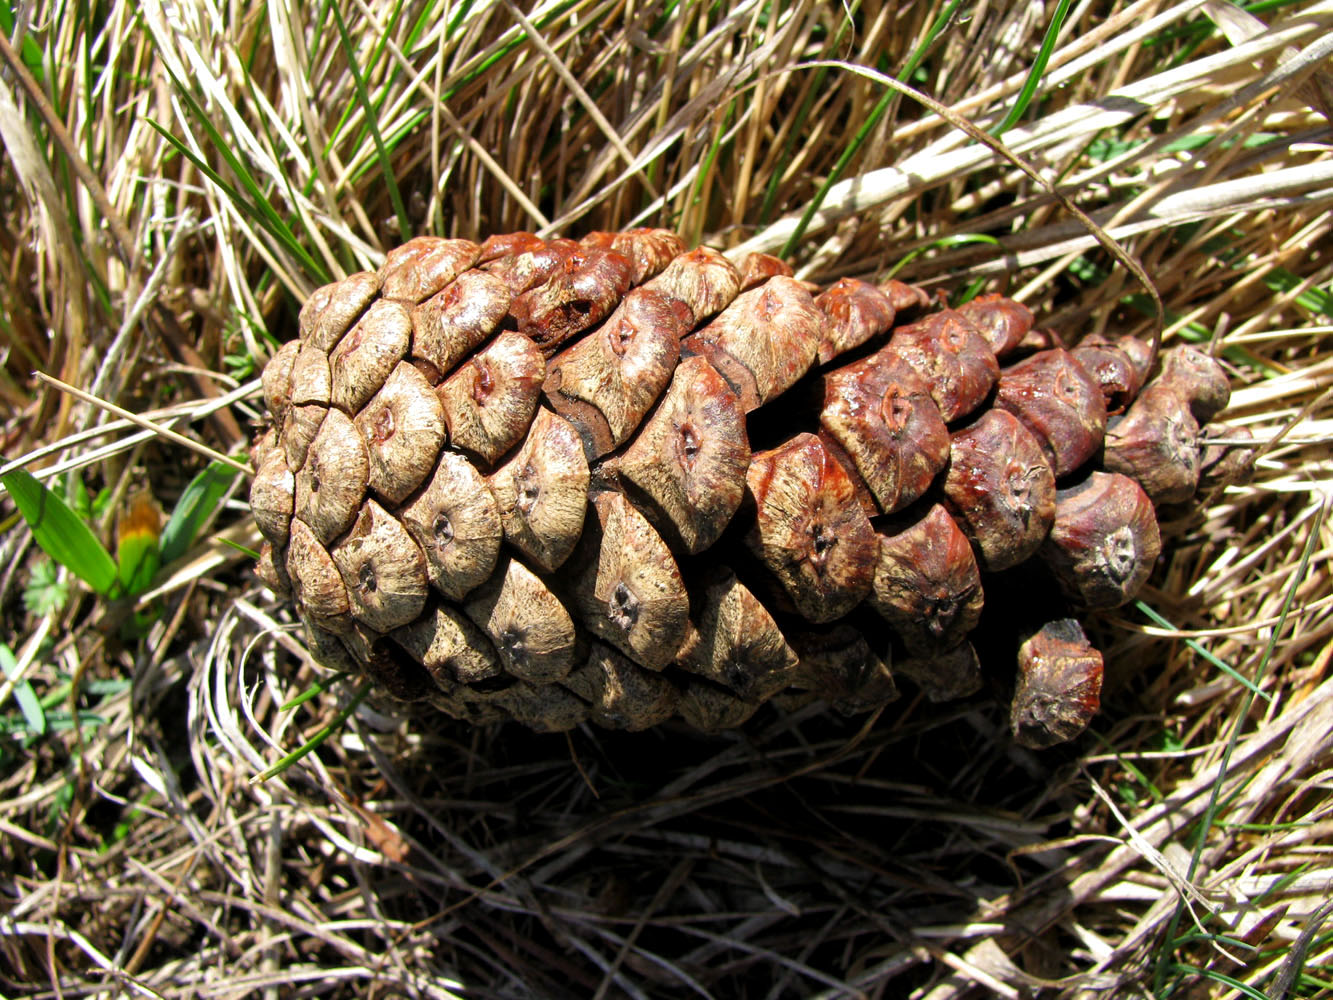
left=254, top=230, right=1233, bottom=739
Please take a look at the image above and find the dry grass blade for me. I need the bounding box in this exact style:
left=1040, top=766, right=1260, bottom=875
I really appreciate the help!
left=2, top=1, right=1332, bottom=998
left=29, top=373, right=252, bottom=476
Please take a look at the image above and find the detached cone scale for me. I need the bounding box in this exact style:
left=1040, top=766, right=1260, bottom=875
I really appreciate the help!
left=252, top=229, right=1235, bottom=743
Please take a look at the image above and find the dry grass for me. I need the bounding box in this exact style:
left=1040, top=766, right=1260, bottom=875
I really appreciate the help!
left=2, top=1, right=1332, bottom=996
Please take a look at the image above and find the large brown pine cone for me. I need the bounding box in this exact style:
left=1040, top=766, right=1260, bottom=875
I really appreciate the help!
left=249, top=230, right=1233, bottom=742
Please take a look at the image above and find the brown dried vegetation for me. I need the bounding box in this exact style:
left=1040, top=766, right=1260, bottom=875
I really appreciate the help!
left=2, top=2, right=1331, bottom=998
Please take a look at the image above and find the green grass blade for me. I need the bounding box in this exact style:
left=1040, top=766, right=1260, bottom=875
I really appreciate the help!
left=433, top=0, right=583, bottom=107
left=2, top=469, right=117, bottom=595
left=779, top=0, right=963, bottom=257
left=445, top=0, right=478, bottom=36
left=280, top=670, right=350, bottom=713
left=690, top=98, right=735, bottom=231
left=896, top=0, right=963, bottom=84
left=221, top=537, right=261, bottom=560
left=1169, top=930, right=1258, bottom=951
left=953, top=278, right=989, bottom=306
left=1262, top=268, right=1333, bottom=316
left=251, top=682, right=371, bottom=784
left=338, top=0, right=418, bottom=170
left=145, top=119, right=330, bottom=283
left=757, top=1, right=863, bottom=225
left=1135, top=601, right=1271, bottom=702
left=1090, top=731, right=1164, bottom=804
left=1143, top=0, right=1309, bottom=49
left=0, top=642, right=45, bottom=736
left=345, top=110, right=429, bottom=186
left=1168, top=965, right=1271, bottom=1000
left=84, top=678, right=131, bottom=697
left=38, top=679, right=72, bottom=710
left=1269, top=899, right=1333, bottom=999
left=0, top=715, right=47, bottom=736
left=1153, top=504, right=1325, bottom=991
left=160, top=461, right=241, bottom=564
left=0, top=6, right=45, bottom=85
left=239, top=67, right=353, bottom=278
left=328, top=1, right=412, bottom=241
left=143, top=43, right=330, bottom=281
left=42, top=710, right=109, bottom=733
left=990, top=0, right=1074, bottom=136
left=885, top=233, right=1001, bottom=279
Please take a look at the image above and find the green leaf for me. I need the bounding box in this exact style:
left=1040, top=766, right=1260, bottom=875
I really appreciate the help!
left=39, top=680, right=72, bottom=710
left=223, top=352, right=257, bottom=380
left=114, top=493, right=163, bottom=598
left=69, top=476, right=93, bottom=521
left=22, top=557, right=69, bottom=617
left=42, top=710, right=109, bottom=733
left=2, top=469, right=117, bottom=594
left=1086, top=135, right=1146, bottom=162
left=160, top=461, right=241, bottom=564
left=1068, top=254, right=1109, bottom=284
left=116, top=527, right=160, bottom=597
left=0, top=6, right=46, bottom=84
left=1262, top=268, right=1333, bottom=317
left=84, top=678, right=131, bottom=697
left=0, top=642, right=45, bottom=736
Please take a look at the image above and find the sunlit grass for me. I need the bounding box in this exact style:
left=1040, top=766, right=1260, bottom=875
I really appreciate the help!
left=1, top=1, right=1331, bottom=996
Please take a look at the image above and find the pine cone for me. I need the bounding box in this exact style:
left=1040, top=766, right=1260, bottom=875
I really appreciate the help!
left=250, top=230, right=1231, bottom=742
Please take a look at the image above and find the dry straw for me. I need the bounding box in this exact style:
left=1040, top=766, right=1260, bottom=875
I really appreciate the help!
left=1, top=1, right=1331, bottom=997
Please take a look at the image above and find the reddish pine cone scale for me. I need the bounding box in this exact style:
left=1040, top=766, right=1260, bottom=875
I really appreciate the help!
left=251, top=230, right=1232, bottom=741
